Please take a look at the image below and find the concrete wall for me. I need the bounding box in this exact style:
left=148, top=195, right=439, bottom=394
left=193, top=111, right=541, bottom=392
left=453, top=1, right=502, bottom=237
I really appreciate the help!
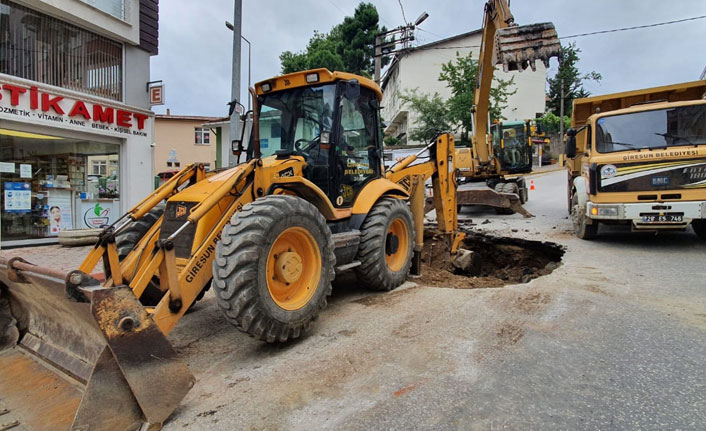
left=154, top=117, right=218, bottom=173
left=124, top=45, right=151, bottom=108
left=382, top=31, right=547, bottom=146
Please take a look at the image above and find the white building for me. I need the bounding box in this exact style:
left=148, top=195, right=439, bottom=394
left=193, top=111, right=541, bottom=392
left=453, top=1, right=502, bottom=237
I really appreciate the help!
left=382, top=29, right=547, bottom=146
left=0, top=0, right=158, bottom=247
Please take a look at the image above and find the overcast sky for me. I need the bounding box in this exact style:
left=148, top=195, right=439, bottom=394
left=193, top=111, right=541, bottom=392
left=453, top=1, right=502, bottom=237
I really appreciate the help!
left=150, top=0, right=706, bottom=117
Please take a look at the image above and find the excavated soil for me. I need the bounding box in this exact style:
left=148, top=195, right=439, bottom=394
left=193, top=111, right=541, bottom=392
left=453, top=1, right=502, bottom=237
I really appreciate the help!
left=418, top=229, right=564, bottom=289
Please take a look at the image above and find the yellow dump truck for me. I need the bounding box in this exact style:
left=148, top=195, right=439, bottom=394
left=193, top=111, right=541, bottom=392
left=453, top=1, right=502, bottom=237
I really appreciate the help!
left=564, top=80, right=706, bottom=239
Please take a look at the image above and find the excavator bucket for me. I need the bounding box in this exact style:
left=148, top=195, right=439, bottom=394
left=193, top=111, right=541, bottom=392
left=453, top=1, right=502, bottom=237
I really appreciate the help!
left=495, top=22, right=562, bottom=72
left=0, top=256, right=194, bottom=431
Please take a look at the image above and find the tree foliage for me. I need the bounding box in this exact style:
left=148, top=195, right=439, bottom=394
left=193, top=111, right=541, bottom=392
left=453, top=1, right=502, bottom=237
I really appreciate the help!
left=401, top=52, right=516, bottom=143
left=279, top=3, right=388, bottom=77
left=535, top=112, right=570, bottom=133
left=398, top=90, right=450, bottom=143
left=546, top=42, right=601, bottom=117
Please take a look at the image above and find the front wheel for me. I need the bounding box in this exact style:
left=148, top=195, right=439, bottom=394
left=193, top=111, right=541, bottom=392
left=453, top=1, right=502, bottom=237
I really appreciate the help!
left=692, top=219, right=706, bottom=240
left=571, top=193, right=598, bottom=239
left=355, top=197, right=414, bottom=291
left=212, top=195, right=335, bottom=343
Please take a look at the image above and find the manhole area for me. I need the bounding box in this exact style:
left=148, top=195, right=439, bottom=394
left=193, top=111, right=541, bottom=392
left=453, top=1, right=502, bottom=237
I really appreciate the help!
left=417, top=229, right=564, bottom=289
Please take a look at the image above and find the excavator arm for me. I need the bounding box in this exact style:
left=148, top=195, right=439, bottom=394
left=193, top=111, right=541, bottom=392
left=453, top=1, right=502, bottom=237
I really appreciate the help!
left=386, top=134, right=466, bottom=274
left=470, top=0, right=561, bottom=176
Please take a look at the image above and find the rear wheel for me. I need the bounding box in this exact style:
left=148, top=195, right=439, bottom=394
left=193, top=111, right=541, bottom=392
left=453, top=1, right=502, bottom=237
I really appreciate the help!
left=692, top=220, right=706, bottom=240
left=355, top=197, right=414, bottom=291
left=212, top=195, right=335, bottom=343
left=571, top=193, right=598, bottom=239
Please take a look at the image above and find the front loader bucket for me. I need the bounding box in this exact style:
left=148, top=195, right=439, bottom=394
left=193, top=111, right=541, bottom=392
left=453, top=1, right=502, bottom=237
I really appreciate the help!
left=0, top=257, right=194, bottom=431
left=454, top=188, right=534, bottom=218
left=495, top=22, right=562, bottom=72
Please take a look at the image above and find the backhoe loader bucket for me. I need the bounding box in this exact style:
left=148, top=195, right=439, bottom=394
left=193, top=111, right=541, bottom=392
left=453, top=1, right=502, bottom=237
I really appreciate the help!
left=495, top=22, right=562, bottom=72
left=0, top=257, right=194, bottom=431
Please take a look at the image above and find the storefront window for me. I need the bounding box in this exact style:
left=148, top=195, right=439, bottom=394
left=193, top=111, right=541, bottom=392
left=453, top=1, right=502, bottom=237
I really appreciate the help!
left=1, top=128, right=120, bottom=245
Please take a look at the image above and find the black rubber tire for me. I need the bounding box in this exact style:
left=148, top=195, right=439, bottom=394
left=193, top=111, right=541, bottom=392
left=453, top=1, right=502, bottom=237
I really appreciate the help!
left=212, top=195, right=335, bottom=343
left=354, top=197, right=415, bottom=291
left=116, top=207, right=164, bottom=260
left=114, top=206, right=174, bottom=306
left=571, top=193, right=598, bottom=239
left=493, top=183, right=515, bottom=215
left=692, top=219, right=706, bottom=240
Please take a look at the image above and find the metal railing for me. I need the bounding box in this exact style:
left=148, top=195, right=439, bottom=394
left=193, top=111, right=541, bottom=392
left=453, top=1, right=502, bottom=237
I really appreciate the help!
left=0, top=0, right=123, bottom=101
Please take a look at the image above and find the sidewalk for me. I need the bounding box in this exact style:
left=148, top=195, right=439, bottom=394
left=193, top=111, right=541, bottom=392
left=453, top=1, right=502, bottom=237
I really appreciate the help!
left=0, top=244, right=102, bottom=278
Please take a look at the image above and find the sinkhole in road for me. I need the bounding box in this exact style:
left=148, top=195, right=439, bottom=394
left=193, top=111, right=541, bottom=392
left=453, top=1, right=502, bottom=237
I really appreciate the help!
left=418, top=229, right=564, bottom=289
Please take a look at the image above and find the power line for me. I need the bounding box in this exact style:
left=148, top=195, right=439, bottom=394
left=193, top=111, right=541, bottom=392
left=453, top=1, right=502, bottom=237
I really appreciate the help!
left=561, top=14, right=706, bottom=39
left=325, top=0, right=347, bottom=17
left=397, top=0, right=407, bottom=24
left=416, top=26, right=444, bottom=39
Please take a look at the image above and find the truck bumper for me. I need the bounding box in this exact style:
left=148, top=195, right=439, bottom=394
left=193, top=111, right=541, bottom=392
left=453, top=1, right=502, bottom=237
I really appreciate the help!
left=586, top=201, right=706, bottom=229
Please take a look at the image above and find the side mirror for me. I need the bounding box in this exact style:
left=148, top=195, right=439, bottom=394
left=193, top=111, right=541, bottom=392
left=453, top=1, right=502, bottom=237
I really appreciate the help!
left=231, top=139, right=243, bottom=156
left=227, top=100, right=245, bottom=117
left=565, top=128, right=577, bottom=158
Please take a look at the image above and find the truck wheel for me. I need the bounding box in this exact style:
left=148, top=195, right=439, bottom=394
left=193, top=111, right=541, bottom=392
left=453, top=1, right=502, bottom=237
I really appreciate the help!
left=571, top=193, right=598, bottom=239
left=692, top=220, right=706, bottom=240
left=355, top=197, right=414, bottom=291
left=212, top=195, right=335, bottom=343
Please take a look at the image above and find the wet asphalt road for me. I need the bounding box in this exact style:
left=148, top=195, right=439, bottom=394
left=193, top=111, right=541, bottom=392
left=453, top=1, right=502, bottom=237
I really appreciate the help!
left=166, top=169, right=706, bottom=431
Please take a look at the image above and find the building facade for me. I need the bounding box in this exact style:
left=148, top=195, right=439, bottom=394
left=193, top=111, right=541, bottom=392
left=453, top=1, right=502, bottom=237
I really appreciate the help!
left=381, top=30, right=547, bottom=146
left=0, top=0, right=158, bottom=247
left=153, top=114, right=220, bottom=174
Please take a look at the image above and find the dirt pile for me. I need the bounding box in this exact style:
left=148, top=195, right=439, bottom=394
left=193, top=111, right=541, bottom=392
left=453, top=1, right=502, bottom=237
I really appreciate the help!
left=417, top=229, right=564, bottom=289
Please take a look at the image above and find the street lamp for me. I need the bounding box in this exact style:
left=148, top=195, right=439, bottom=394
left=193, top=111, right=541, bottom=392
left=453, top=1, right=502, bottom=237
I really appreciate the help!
left=225, top=21, right=251, bottom=111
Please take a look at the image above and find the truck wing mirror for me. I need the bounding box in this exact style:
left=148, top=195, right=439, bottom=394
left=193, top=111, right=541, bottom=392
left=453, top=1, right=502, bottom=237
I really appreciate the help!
left=565, top=128, right=577, bottom=158
left=232, top=139, right=243, bottom=157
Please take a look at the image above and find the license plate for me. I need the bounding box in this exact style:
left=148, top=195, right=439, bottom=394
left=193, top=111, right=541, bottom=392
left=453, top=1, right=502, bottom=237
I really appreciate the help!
left=641, top=213, right=683, bottom=223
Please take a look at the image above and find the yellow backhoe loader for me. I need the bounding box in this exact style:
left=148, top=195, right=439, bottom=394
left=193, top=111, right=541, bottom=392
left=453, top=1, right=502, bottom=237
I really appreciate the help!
left=0, top=2, right=560, bottom=429
left=454, top=0, right=561, bottom=216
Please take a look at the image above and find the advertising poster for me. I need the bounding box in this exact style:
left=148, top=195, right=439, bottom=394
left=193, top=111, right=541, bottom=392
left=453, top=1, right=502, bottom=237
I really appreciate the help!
left=3, top=182, right=31, bottom=213
left=46, top=189, right=73, bottom=235
left=79, top=200, right=118, bottom=228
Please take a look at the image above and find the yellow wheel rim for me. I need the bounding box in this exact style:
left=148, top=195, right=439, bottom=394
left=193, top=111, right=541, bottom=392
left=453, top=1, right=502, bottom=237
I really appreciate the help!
left=385, top=217, right=409, bottom=272
left=266, top=226, right=321, bottom=310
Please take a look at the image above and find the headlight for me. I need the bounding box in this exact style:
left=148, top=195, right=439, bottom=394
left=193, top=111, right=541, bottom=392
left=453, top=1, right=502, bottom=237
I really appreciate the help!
left=597, top=206, right=618, bottom=217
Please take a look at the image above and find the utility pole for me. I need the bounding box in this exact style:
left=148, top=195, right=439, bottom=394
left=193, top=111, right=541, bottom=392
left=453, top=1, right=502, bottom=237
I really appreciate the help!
left=228, top=0, right=242, bottom=167
left=374, top=34, right=382, bottom=83
left=373, top=11, right=428, bottom=85
left=559, top=78, right=565, bottom=149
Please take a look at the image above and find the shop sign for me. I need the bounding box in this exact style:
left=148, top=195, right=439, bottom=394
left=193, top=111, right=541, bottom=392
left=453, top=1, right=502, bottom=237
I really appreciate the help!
left=80, top=201, right=118, bottom=229
left=0, top=82, right=151, bottom=137
left=149, top=83, right=164, bottom=106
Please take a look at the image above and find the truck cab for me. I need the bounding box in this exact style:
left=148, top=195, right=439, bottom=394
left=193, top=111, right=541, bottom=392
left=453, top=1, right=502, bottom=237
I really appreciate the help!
left=565, top=81, right=706, bottom=239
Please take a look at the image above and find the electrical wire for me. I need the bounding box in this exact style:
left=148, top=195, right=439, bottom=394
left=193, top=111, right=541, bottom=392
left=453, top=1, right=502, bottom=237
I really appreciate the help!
left=397, top=0, right=408, bottom=24
left=560, top=14, right=706, bottom=39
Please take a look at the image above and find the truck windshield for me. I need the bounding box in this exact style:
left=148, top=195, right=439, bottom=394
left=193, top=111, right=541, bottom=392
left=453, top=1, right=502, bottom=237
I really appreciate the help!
left=595, top=104, right=706, bottom=153
left=255, top=84, right=336, bottom=157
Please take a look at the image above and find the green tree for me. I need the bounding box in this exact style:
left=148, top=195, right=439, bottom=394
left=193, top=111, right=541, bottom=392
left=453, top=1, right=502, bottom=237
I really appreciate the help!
left=398, top=90, right=450, bottom=143
left=400, top=51, right=516, bottom=143
left=546, top=42, right=601, bottom=117
left=439, top=51, right=516, bottom=142
left=279, top=3, right=389, bottom=77
left=535, top=112, right=570, bottom=133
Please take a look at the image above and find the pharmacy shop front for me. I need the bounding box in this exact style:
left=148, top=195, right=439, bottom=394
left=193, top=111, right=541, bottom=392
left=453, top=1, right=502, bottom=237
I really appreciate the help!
left=0, top=77, right=154, bottom=248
